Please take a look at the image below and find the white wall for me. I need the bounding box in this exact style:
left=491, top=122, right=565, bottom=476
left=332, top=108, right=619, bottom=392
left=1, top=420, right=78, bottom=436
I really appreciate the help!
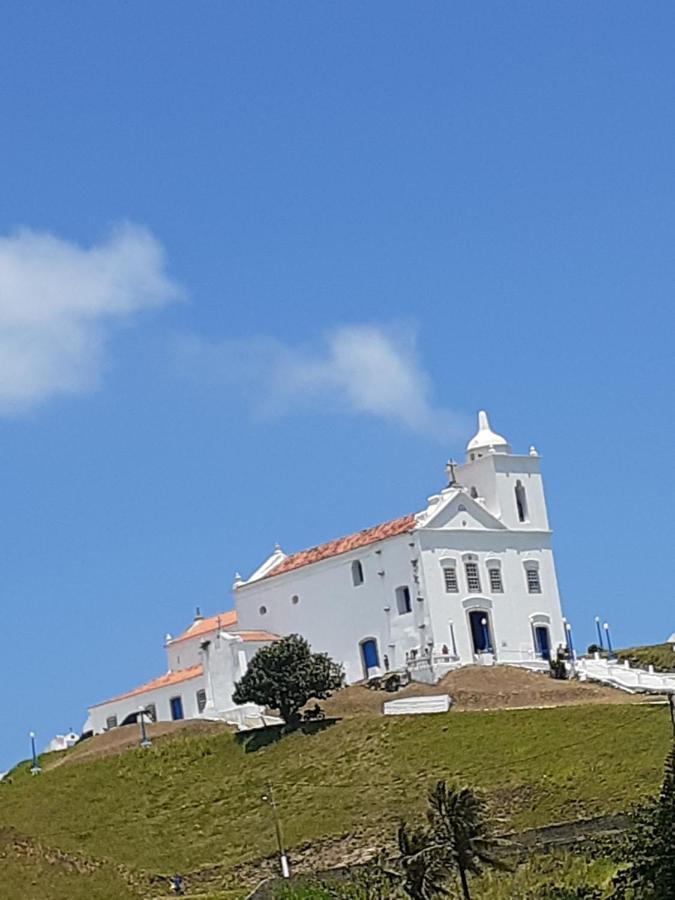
left=236, top=533, right=424, bottom=683
left=88, top=673, right=205, bottom=735
left=419, top=531, right=565, bottom=664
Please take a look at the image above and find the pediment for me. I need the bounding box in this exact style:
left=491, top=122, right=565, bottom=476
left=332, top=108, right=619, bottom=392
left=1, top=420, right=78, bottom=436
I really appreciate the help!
left=417, top=491, right=504, bottom=531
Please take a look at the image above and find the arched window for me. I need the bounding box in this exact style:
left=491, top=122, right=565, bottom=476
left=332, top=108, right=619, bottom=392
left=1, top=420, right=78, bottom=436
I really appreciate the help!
left=524, top=561, right=541, bottom=593
left=395, top=585, right=412, bottom=615
left=470, top=486, right=478, bottom=499
left=443, top=566, right=458, bottom=593
left=487, top=561, right=503, bottom=593
left=515, top=480, right=528, bottom=522
left=463, top=557, right=481, bottom=593
left=351, top=560, right=364, bottom=586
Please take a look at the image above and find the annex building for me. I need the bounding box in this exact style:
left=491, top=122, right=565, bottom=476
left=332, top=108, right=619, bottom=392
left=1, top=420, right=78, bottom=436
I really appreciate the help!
left=86, top=411, right=567, bottom=733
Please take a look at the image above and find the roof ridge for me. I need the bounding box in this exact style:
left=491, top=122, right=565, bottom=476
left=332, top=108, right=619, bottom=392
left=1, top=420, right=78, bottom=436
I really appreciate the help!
left=263, top=512, right=416, bottom=581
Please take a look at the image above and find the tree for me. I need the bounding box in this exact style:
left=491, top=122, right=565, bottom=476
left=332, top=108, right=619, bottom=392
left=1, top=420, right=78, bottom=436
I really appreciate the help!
left=425, top=780, right=509, bottom=900
left=396, top=822, right=450, bottom=900
left=612, top=745, right=675, bottom=899
left=232, top=634, right=344, bottom=727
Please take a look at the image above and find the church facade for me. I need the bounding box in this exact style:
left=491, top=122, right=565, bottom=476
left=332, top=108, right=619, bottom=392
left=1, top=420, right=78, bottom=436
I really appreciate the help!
left=234, top=410, right=566, bottom=683
left=87, top=411, right=567, bottom=732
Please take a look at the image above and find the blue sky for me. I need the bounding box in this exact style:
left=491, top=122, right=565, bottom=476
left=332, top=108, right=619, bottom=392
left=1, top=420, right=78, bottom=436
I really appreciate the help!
left=1, top=3, right=673, bottom=770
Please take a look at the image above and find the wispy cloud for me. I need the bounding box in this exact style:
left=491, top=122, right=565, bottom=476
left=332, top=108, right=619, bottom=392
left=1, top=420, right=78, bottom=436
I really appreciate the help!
left=0, top=224, right=181, bottom=414
left=177, top=324, right=467, bottom=440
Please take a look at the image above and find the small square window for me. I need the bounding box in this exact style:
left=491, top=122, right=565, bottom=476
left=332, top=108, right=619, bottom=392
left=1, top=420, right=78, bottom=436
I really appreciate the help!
left=105, top=715, right=118, bottom=730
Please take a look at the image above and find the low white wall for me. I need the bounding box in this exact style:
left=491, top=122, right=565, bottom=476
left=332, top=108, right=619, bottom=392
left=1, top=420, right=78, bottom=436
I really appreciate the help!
left=384, top=695, right=451, bottom=715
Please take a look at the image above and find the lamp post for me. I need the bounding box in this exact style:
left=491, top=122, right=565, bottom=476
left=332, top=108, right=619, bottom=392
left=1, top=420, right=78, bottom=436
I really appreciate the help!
left=594, top=616, right=605, bottom=653
left=29, top=732, right=41, bottom=775
left=603, top=622, right=614, bottom=660
left=138, top=707, right=151, bottom=749
left=262, top=782, right=290, bottom=879
left=480, top=617, right=490, bottom=654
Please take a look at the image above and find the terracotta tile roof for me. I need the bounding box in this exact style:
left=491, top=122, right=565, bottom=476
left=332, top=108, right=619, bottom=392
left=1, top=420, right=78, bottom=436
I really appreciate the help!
left=234, top=630, right=281, bottom=642
left=170, top=610, right=237, bottom=644
left=264, top=513, right=416, bottom=580
left=91, top=665, right=203, bottom=708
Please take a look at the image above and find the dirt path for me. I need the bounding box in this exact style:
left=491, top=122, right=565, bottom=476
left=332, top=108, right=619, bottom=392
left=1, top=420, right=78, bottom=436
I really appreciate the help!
left=322, top=664, right=649, bottom=718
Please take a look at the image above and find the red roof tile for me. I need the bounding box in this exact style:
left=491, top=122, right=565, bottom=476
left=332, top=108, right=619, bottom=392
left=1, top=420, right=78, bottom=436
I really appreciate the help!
left=170, top=610, right=237, bottom=644
left=235, top=630, right=281, bottom=642
left=91, top=665, right=203, bottom=708
left=264, top=513, right=416, bottom=580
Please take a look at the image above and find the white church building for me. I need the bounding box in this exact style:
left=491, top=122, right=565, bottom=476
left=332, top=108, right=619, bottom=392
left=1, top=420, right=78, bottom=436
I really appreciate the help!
left=87, top=411, right=567, bottom=732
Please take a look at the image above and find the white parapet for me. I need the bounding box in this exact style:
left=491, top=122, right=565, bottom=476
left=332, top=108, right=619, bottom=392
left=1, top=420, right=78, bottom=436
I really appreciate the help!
left=383, top=694, right=451, bottom=716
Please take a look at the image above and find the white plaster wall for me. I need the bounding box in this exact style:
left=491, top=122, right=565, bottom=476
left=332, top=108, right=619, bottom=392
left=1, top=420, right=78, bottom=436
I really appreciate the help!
left=419, top=529, right=565, bottom=663
left=200, top=634, right=270, bottom=713
left=88, top=673, right=205, bottom=735
left=235, top=533, right=425, bottom=683
left=456, top=454, right=550, bottom=532
left=166, top=635, right=203, bottom=671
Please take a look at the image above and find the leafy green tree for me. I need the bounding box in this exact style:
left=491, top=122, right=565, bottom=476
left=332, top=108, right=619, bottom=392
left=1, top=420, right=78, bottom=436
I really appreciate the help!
left=426, top=780, right=509, bottom=900
left=232, top=634, right=344, bottom=726
left=612, top=745, right=675, bottom=899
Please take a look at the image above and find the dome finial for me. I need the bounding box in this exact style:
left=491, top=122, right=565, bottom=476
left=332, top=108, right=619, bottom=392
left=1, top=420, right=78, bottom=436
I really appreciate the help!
left=466, top=409, right=510, bottom=460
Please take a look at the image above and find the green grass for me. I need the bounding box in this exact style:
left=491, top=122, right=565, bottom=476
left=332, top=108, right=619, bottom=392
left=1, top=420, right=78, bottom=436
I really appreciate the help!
left=273, top=848, right=619, bottom=899
left=0, top=704, right=671, bottom=897
left=616, top=642, right=675, bottom=673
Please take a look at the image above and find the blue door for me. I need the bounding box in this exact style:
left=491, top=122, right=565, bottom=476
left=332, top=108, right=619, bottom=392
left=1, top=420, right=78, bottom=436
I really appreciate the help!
left=469, top=611, right=493, bottom=653
left=170, top=696, right=184, bottom=721
left=534, top=626, right=551, bottom=660
left=361, top=639, right=379, bottom=673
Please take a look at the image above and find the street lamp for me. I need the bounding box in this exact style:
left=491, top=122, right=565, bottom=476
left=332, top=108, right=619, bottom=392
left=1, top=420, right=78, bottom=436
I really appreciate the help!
left=594, top=616, right=605, bottom=652
left=480, top=617, right=490, bottom=654
left=262, top=783, right=290, bottom=879
left=29, top=731, right=41, bottom=775
left=603, top=622, right=614, bottom=660
left=138, top=707, right=152, bottom=749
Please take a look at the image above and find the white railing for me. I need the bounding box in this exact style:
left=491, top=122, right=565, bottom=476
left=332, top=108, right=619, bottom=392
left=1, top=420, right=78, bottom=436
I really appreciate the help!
left=576, top=654, right=675, bottom=694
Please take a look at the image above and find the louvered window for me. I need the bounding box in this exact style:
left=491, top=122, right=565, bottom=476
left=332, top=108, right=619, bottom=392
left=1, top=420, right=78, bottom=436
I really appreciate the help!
left=465, top=562, right=481, bottom=593
left=443, top=567, right=458, bottom=592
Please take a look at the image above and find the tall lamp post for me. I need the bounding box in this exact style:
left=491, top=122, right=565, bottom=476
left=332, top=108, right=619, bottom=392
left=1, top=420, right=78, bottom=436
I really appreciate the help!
left=29, top=731, right=41, bottom=775
left=138, top=707, right=152, bottom=749
left=480, top=617, right=490, bottom=654
left=562, top=618, right=575, bottom=675
left=594, top=616, right=605, bottom=653
left=603, top=622, right=615, bottom=660
left=262, top=782, right=290, bottom=879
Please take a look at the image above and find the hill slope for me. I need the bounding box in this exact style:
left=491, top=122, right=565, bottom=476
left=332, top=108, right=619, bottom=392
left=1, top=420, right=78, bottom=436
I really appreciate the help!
left=1, top=700, right=671, bottom=897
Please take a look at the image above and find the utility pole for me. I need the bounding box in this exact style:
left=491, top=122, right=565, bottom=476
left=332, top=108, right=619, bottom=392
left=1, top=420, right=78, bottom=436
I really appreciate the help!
left=262, top=782, right=290, bottom=879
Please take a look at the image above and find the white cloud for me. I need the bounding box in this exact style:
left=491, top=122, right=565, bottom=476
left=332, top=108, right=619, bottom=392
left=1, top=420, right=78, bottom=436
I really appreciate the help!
left=178, top=325, right=467, bottom=440
left=0, top=224, right=181, bottom=413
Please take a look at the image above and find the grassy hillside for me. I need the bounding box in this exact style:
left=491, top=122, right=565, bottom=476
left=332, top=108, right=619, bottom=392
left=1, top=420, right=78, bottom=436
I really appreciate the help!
left=0, top=702, right=671, bottom=897
left=616, top=642, right=675, bottom=672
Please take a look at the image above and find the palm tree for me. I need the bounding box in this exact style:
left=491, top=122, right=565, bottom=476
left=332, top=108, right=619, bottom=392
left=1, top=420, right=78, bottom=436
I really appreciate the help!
left=426, top=780, right=509, bottom=900
left=396, top=821, right=450, bottom=900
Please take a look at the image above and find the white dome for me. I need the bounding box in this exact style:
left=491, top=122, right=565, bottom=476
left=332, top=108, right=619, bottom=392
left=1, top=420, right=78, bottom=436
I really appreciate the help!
left=466, top=410, right=510, bottom=459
